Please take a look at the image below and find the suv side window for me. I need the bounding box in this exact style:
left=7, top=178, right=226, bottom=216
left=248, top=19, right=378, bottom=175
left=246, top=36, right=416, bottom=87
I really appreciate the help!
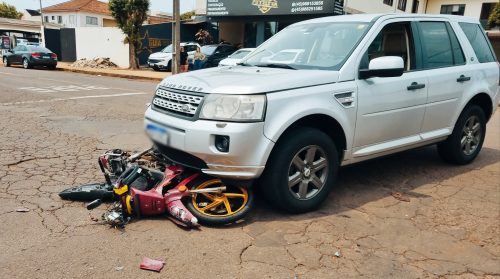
left=361, top=22, right=416, bottom=71
left=418, top=21, right=459, bottom=69
left=458, top=22, right=496, bottom=63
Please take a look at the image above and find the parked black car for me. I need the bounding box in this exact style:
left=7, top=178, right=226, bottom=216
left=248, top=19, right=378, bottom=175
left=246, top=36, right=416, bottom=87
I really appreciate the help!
left=201, top=44, right=237, bottom=68
left=3, top=45, right=57, bottom=70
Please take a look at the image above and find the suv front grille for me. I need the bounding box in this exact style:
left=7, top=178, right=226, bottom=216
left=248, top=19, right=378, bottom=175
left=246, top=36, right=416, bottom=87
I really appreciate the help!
left=152, top=87, right=204, bottom=118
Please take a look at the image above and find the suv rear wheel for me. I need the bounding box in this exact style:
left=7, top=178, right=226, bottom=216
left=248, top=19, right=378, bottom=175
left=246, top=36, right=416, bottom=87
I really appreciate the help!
left=437, top=105, right=486, bottom=165
left=261, top=127, right=339, bottom=213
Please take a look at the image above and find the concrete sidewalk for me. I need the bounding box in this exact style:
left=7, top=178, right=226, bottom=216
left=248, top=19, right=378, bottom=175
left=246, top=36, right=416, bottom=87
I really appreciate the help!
left=57, top=62, right=170, bottom=81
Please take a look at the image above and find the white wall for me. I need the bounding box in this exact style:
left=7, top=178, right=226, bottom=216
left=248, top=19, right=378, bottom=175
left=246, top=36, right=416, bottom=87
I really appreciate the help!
left=74, top=27, right=129, bottom=68
left=425, top=0, right=494, bottom=17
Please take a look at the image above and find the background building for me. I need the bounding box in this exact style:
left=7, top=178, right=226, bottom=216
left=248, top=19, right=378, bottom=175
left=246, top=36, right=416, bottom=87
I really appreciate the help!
left=41, top=0, right=116, bottom=28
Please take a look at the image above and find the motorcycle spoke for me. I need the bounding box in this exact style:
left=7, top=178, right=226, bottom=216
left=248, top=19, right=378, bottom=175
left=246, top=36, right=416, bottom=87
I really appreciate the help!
left=222, top=197, right=233, bottom=214
left=224, top=193, right=245, bottom=198
left=202, top=200, right=223, bottom=212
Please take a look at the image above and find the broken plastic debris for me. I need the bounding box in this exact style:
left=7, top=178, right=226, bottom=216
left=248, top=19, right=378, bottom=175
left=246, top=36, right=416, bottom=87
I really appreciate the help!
left=334, top=251, right=341, bottom=258
left=16, top=207, right=30, bottom=212
left=139, top=257, right=165, bottom=272
left=391, top=192, right=410, bottom=202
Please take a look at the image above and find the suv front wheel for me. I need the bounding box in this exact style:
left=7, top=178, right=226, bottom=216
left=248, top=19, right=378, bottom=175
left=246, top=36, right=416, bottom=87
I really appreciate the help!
left=437, top=105, right=486, bottom=165
left=261, top=127, right=339, bottom=213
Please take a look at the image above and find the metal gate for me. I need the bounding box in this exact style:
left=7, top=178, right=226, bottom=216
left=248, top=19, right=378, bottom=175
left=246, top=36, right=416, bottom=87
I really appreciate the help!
left=60, top=28, right=76, bottom=62
left=44, top=28, right=61, bottom=59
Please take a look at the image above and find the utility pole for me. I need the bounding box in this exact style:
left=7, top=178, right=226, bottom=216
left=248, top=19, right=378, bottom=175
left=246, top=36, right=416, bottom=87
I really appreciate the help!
left=171, top=0, right=180, bottom=74
left=39, top=0, right=46, bottom=47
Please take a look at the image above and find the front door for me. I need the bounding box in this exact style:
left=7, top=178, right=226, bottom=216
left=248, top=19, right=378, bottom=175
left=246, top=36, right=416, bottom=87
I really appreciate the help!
left=353, top=20, right=428, bottom=157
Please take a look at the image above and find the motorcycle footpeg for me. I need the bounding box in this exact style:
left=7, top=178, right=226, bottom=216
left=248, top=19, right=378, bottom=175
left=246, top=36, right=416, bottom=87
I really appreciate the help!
left=86, top=199, right=103, bottom=210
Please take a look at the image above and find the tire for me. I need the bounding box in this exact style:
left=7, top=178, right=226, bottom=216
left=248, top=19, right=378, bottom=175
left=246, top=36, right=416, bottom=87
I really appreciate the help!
left=166, top=61, right=172, bottom=72
left=48, top=65, right=56, bottom=70
left=23, top=58, right=31, bottom=69
left=3, top=57, right=10, bottom=67
left=261, top=127, right=339, bottom=214
left=185, top=177, right=254, bottom=226
left=152, top=66, right=160, bottom=72
left=437, top=105, right=486, bottom=165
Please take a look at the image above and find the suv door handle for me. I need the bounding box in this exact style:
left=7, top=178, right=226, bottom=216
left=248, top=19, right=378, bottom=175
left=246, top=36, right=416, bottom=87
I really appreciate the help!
left=457, top=75, right=471, bottom=83
left=407, top=82, right=426, bottom=91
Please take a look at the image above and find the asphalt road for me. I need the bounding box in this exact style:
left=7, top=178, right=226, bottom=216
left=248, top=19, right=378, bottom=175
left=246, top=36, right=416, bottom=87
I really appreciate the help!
left=0, top=66, right=499, bottom=279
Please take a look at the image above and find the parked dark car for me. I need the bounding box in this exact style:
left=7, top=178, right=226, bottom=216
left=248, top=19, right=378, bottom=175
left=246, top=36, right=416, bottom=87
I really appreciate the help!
left=3, top=45, right=57, bottom=70
left=201, top=44, right=237, bottom=68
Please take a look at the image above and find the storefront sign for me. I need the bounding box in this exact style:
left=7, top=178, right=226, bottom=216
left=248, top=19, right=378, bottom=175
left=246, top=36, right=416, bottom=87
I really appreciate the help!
left=1, top=36, right=11, bottom=49
left=207, top=0, right=342, bottom=16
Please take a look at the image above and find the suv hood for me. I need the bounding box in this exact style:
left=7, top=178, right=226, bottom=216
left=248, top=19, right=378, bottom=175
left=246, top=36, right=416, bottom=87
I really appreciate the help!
left=158, top=66, right=339, bottom=94
left=149, top=52, right=172, bottom=59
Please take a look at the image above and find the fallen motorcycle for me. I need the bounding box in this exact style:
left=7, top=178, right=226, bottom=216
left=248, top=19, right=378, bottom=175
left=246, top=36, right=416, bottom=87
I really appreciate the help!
left=61, top=147, right=254, bottom=227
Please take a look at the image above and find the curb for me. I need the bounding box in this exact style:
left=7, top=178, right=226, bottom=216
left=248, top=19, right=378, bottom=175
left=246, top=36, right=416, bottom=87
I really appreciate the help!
left=56, top=67, right=165, bottom=82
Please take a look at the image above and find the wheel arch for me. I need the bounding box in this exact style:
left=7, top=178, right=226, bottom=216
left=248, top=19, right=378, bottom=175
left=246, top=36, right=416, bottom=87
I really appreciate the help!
left=465, top=93, right=493, bottom=122
left=270, top=114, right=347, bottom=161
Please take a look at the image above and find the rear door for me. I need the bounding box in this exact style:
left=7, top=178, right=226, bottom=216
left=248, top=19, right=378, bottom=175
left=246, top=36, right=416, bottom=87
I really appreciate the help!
left=10, top=46, right=22, bottom=64
left=416, top=20, right=475, bottom=137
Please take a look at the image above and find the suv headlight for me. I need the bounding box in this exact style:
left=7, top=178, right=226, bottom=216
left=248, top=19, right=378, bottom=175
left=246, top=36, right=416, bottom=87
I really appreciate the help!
left=200, top=94, right=266, bottom=122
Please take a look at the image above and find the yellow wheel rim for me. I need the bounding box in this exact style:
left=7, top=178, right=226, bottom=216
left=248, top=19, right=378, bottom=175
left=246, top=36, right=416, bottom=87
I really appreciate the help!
left=191, top=179, right=248, bottom=217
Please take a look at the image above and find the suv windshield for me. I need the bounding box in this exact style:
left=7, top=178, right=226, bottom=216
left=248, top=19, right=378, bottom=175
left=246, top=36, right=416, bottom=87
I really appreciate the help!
left=244, top=22, right=369, bottom=70
left=161, top=44, right=173, bottom=53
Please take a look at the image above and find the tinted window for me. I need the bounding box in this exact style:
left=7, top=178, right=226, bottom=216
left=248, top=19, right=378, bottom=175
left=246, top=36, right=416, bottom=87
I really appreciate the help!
left=459, top=22, right=496, bottom=63
left=447, top=25, right=465, bottom=65
left=185, top=45, right=198, bottom=52
left=419, top=22, right=454, bottom=69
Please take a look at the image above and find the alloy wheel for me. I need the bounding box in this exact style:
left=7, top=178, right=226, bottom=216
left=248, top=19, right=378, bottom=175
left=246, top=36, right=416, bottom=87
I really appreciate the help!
left=461, top=115, right=481, bottom=156
left=288, top=145, right=328, bottom=200
left=23, top=59, right=28, bottom=69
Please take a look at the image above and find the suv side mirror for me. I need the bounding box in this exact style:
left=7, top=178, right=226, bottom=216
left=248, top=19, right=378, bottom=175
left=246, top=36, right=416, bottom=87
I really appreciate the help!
left=359, top=56, right=404, bottom=79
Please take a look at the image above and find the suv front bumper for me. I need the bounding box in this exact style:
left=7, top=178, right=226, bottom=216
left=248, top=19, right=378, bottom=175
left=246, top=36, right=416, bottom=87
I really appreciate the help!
left=144, top=107, right=274, bottom=180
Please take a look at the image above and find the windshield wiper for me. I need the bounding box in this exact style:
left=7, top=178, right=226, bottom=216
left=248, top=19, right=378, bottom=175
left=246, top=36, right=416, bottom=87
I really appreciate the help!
left=254, top=63, right=297, bottom=70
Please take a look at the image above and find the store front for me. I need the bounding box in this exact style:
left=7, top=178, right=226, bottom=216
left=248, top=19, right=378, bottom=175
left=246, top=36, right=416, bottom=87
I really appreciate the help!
left=207, top=0, right=344, bottom=47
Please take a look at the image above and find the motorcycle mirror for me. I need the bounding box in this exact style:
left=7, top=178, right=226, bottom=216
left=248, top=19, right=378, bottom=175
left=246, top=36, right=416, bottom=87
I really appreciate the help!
left=86, top=199, right=103, bottom=210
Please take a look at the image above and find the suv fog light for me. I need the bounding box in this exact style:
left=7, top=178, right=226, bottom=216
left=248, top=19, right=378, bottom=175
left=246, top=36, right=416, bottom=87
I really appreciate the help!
left=215, top=135, right=230, bottom=152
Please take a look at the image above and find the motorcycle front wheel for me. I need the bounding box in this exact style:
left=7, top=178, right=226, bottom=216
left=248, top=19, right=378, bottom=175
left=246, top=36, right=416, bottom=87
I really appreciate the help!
left=185, top=178, right=254, bottom=226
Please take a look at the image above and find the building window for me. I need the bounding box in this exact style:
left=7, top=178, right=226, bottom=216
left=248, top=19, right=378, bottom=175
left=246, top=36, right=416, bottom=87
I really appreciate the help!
left=57, top=16, right=62, bottom=24
left=51, top=16, right=55, bottom=20
left=44, top=16, right=48, bottom=22
left=383, top=0, right=393, bottom=6
left=397, top=0, right=407, bottom=11
left=411, top=0, right=419, bottom=13
left=86, top=16, right=98, bottom=25
left=440, top=4, right=466, bottom=16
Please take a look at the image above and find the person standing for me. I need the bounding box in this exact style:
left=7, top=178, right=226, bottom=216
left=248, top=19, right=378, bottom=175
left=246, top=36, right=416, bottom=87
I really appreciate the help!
left=193, top=47, right=206, bottom=70
left=180, top=47, right=188, bottom=72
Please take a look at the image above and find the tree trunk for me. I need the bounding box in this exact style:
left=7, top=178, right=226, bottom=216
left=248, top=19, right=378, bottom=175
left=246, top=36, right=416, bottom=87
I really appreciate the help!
left=129, top=42, right=139, bottom=70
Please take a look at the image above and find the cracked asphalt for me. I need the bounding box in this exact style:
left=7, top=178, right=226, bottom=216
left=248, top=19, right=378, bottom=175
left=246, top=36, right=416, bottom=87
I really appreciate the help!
left=0, top=65, right=499, bottom=279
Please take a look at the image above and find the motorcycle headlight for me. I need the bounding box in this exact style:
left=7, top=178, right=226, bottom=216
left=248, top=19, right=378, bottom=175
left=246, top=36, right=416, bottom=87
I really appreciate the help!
left=200, top=94, right=266, bottom=122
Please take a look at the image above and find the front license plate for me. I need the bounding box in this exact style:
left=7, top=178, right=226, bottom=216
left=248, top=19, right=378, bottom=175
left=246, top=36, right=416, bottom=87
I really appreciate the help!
left=146, top=124, right=168, bottom=144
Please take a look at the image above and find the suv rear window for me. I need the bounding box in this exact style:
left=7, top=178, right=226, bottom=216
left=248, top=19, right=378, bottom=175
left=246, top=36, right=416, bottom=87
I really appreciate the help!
left=459, top=22, right=496, bottom=63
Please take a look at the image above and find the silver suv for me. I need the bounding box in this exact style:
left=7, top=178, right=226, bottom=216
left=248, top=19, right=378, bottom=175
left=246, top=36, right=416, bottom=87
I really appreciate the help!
left=144, top=14, right=499, bottom=213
